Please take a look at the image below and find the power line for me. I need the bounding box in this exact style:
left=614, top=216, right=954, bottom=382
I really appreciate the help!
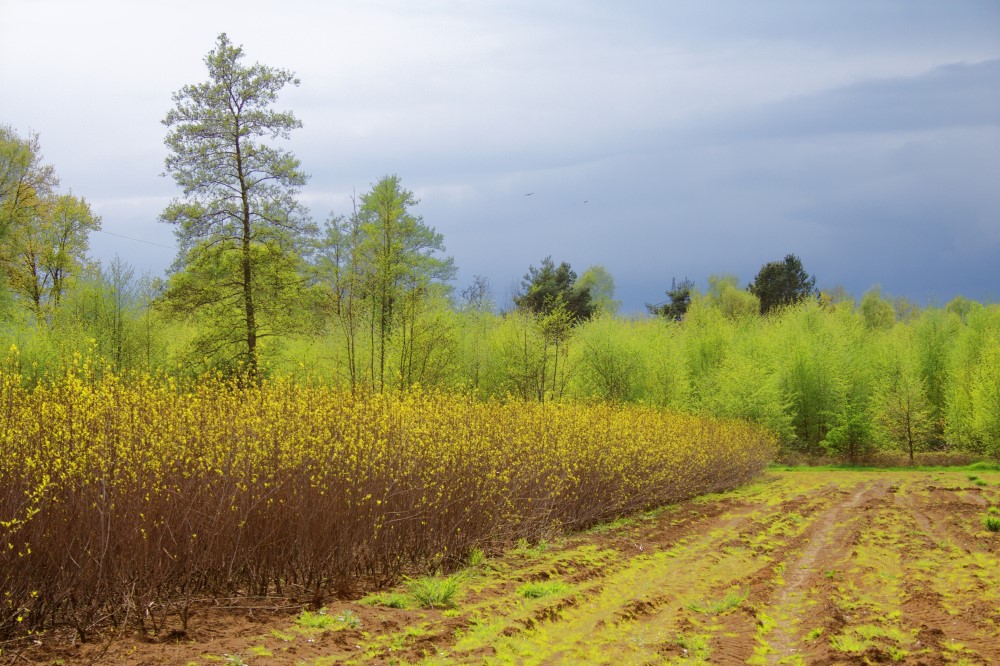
left=94, top=228, right=176, bottom=250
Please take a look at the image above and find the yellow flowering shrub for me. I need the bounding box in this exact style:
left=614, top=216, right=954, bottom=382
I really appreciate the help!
left=0, top=357, right=775, bottom=640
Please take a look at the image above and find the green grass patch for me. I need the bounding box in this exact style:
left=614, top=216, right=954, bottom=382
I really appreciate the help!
left=517, top=580, right=570, bottom=599
left=830, top=634, right=870, bottom=652
left=686, top=589, right=747, bottom=615
left=296, top=608, right=337, bottom=630
left=982, top=515, right=1000, bottom=532
left=408, top=574, right=462, bottom=609
left=359, top=591, right=410, bottom=609
left=675, top=632, right=711, bottom=659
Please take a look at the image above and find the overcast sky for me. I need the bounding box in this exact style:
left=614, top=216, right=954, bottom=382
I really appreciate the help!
left=2, top=0, right=999, bottom=311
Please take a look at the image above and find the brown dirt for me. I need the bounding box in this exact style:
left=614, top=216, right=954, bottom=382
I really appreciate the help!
left=5, top=470, right=999, bottom=665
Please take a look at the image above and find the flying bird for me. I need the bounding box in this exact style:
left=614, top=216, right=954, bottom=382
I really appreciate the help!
left=584, top=200, right=589, bottom=204
left=524, top=192, right=534, bottom=197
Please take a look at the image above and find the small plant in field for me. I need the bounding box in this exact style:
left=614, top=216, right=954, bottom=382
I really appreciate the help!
left=224, top=655, right=248, bottom=666
left=468, top=548, right=485, bottom=567
left=296, top=607, right=336, bottom=630
left=270, top=629, right=295, bottom=641
left=249, top=645, right=273, bottom=657
left=361, top=592, right=409, bottom=609
left=830, top=634, right=869, bottom=653
left=967, top=474, right=980, bottom=481
left=686, top=589, right=747, bottom=615
left=988, top=506, right=999, bottom=515
left=408, top=575, right=462, bottom=609
left=887, top=646, right=910, bottom=662
left=805, top=627, right=823, bottom=641
left=982, top=515, right=1000, bottom=532
left=675, top=633, right=710, bottom=659
left=335, top=609, right=361, bottom=629
left=517, top=581, right=569, bottom=599
left=974, top=479, right=988, bottom=486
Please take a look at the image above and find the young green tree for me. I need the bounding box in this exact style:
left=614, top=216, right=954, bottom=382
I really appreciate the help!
left=316, top=176, right=455, bottom=391
left=576, top=265, right=620, bottom=316
left=859, top=287, right=895, bottom=331
left=0, top=127, right=60, bottom=315
left=2, top=192, right=101, bottom=321
left=0, top=128, right=57, bottom=243
left=748, top=254, right=816, bottom=315
left=160, top=33, right=312, bottom=377
left=705, top=274, right=759, bottom=321
left=874, top=332, right=934, bottom=465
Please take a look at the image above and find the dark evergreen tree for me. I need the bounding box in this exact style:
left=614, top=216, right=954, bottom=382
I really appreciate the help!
left=514, top=256, right=594, bottom=322
left=748, top=254, right=817, bottom=315
left=646, top=277, right=694, bottom=321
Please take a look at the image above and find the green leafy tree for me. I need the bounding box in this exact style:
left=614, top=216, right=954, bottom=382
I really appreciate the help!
left=859, top=287, right=895, bottom=331
left=705, top=274, right=759, bottom=320
left=2, top=192, right=101, bottom=321
left=160, top=33, right=312, bottom=377
left=0, top=127, right=60, bottom=315
left=647, top=277, right=694, bottom=321
left=969, top=336, right=1000, bottom=457
left=317, top=176, right=455, bottom=391
left=748, top=254, right=816, bottom=315
left=874, top=335, right=934, bottom=465
left=514, top=256, right=593, bottom=322
left=576, top=265, right=620, bottom=316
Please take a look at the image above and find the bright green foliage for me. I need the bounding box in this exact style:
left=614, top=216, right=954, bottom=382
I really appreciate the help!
left=517, top=580, right=569, bottom=598
left=315, top=175, right=455, bottom=392
left=408, top=575, right=462, bottom=609
left=873, top=327, right=935, bottom=464
left=577, top=265, right=620, bottom=316
left=775, top=304, right=843, bottom=453
left=969, top=337, right=1000, bottom=457
left=860, top=287, right=896, bottom=331
left=0, top=128, right=100, bottom=324
left=160, top=33, right=312, bottom=377
left=706, top=274, right=759, bottom=320
left=575, top=314, right=643, bottom=402
left=2, top=193, right=101, bottom=321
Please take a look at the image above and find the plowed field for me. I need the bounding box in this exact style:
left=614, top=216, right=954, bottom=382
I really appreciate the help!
left=13, top=469, right=1000, bottom=665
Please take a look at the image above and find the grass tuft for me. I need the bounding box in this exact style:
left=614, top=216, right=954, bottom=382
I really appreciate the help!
left=686, top=589, right=747, bottom=615
left=408, top=575, right=462, bottom=609
left=517, top=580, right=570, bottom=599
left=982, top=515, right=1000, bottom=532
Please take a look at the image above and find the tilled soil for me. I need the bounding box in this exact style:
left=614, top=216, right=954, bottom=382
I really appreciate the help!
left=7, top=470, right=1000, bottom=665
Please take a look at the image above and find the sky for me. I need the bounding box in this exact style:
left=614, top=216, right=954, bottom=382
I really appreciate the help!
left=2, top=0, right=999, bottom=312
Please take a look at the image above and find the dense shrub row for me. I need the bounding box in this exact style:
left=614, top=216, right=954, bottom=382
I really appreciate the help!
left=6, top=284, right=998, bottom=462
left=0, top=362, right=775, bottom=640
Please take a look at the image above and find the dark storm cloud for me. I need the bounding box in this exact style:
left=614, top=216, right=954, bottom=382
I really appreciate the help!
left=705, top=59, right=1000, bottom=140
left=3, top=1, right=999, bottom=310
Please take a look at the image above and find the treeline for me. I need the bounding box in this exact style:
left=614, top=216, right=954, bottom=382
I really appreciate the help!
left=2, top=269, right=998, bottom=463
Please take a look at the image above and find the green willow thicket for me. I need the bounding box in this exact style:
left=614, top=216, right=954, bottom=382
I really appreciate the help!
left=2, top=279, right=998, bottom=462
